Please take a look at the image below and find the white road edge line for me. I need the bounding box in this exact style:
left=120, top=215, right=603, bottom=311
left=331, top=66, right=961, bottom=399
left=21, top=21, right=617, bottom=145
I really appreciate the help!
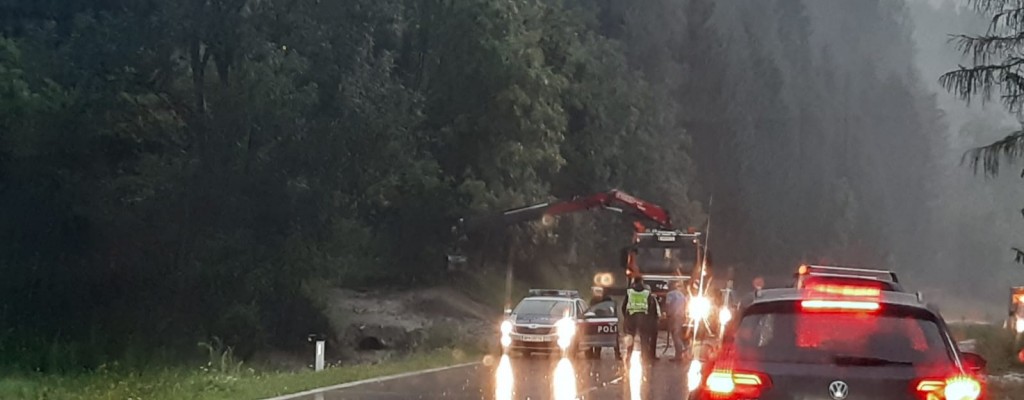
left=261, top=362, right=481, bottom=400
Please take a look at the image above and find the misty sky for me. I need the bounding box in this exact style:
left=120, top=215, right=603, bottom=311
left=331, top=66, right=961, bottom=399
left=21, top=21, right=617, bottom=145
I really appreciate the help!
left=908, top=0, right=1024, bottom=320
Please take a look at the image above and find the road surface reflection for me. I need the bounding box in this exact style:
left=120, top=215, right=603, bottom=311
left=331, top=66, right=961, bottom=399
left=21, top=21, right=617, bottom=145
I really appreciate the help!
left=495, top=354, right=514, bottom=400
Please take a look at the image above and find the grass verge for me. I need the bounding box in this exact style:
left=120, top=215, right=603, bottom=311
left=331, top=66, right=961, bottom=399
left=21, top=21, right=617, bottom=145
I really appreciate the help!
left=949, top=323, right=1024, bottom=374
left=990, top=380, right=1024, bottom=400
left=950, top=323, right=1024, bottom=399
left=0, top=347, right=476, bottom=400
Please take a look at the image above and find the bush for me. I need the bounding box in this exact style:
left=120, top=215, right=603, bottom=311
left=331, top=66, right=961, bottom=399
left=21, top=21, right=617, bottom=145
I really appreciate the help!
left=950, top=323, right=1022, bottom=373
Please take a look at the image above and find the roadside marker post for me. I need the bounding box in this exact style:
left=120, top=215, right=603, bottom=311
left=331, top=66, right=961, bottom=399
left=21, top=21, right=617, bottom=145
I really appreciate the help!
left=308, top=333, right=327, bottom=371
left=316, top=340, right=325, bottom=371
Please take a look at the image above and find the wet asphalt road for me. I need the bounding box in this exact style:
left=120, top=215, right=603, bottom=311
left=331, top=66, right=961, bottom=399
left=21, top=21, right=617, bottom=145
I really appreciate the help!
left=290, top=344, right=692, bottom=400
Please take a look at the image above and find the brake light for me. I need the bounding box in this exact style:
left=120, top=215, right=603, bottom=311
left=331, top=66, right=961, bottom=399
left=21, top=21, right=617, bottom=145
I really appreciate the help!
left=915, top=379, right=944, bottom=392
left=914, top=376, right=981, bottom=400
left=806, top=283, right=881, bottom=297
left=800, top=300, right=880, bottom=311
left=704, top=369, right=771, bottom=399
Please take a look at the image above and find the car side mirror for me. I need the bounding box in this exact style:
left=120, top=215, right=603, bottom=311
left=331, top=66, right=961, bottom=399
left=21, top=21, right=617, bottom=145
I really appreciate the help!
left=503, top=308, right=512, bottom=317
left=961, top=352, right=987, bottom=373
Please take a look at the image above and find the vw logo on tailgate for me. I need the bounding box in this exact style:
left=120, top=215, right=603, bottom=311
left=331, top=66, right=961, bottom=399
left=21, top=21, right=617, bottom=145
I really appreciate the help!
left=828, top=381, right=849, bottom=400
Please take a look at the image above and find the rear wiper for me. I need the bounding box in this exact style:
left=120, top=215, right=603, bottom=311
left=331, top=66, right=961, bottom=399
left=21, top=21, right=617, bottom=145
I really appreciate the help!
left=832, top=355, right=913, bottom=366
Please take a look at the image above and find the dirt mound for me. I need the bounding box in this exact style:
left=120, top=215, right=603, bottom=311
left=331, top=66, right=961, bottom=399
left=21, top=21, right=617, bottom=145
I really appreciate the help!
left=321, top=286, right=497, bottom=362
left=405, top=287, right=495, bottom=321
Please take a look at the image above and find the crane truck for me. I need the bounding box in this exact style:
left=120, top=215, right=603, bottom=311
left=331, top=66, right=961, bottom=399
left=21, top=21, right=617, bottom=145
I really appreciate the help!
left=448, top=189, right=720, bottom=335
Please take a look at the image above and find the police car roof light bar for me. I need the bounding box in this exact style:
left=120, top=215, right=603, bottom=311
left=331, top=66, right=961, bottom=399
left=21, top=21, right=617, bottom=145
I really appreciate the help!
left=527, top=289, right=581, bottom=298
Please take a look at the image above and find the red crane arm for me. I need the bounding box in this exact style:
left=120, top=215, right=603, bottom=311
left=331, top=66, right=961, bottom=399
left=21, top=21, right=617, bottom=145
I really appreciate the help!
left=542, top=190, right=671, bottom=229
left=458, top=189, right=672, bottom=233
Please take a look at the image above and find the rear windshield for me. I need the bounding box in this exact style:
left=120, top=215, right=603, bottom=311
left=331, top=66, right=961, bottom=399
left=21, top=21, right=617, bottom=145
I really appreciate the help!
left=733, top=302, right=951, bottom=365
left=514, top=299, right=572, bottom=318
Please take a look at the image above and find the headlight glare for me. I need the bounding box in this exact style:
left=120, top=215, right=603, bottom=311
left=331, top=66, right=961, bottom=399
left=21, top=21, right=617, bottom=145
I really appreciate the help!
left=556, top=317, right=576, bottom=350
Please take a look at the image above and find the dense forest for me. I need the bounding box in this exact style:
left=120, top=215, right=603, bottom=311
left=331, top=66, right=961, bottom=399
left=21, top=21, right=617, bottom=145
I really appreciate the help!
left=907, top=0, right=1024, bottom=313
left=0, top=0, right=950, bottom=368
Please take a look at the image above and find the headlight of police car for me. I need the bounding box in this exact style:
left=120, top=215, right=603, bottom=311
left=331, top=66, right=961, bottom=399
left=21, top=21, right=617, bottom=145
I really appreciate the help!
left=556, top=317, right=576, bottom=350
left=500, top=320, right=513, bottom=348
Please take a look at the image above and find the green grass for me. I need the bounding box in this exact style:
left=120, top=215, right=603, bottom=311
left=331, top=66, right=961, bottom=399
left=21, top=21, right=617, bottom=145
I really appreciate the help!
left=0, top=347, right=476, bottom=400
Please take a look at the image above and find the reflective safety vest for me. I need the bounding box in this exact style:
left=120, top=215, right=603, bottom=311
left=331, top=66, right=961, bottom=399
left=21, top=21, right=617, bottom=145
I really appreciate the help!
left=626, top=289, right=651, bottom=315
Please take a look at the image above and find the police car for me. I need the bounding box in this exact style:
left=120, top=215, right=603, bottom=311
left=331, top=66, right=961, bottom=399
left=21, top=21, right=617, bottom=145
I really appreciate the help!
left=577, top=298, right=622, bottom=359
left=500, top=289, right=588, bottom=357
left=689, top=282, right=987, bottom=400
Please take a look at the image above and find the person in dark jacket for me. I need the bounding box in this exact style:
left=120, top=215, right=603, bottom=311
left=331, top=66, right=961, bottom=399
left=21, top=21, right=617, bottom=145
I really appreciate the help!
left=642, top=283, right=662, bottom=361
left=737, top=276, right=765, bottom=310
left=589, top=286, right=612, bottom=306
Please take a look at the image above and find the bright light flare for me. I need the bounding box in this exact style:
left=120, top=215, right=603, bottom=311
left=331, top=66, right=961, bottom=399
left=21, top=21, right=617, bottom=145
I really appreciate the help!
left=944, top=376, right=982, bottom=400
left=1016, top=318, right=1024, bottom=334
left=553, top=357, right=577, bottom=400
left=719, top=307, right=732, bottom=325
left=556, top=317, right=576, bottom=350
left=915, top=376, right=982, bottom=400
left=495, top=354, right=514, bottom=400
left=593, top=273, right=615, bottom=287
left=629, top=350, right=643, bottom=400
left=689, top=295, right=711, bottom=321
left=686, top=359, right=703, bottom=392
left=500, top=320, right=513, bottom=348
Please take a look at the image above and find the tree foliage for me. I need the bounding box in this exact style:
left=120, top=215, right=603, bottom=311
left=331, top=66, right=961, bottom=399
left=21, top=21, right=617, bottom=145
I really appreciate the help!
left=0, top=0, right=944, bottom=368
left=937, top=0, right=1024, bottom=267
left=941, top=0, right=1024, bottom=175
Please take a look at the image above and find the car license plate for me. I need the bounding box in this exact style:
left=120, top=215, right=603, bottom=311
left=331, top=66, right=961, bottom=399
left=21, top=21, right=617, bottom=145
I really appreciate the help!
left=515, top=334, right=550, bottom=342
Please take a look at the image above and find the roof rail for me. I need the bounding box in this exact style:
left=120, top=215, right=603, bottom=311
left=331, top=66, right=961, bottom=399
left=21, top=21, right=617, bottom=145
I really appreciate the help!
left=798, top=264, right=898, bottom=283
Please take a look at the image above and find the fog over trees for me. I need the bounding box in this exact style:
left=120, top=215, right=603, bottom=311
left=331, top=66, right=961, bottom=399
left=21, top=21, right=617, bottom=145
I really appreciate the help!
left=0, top=0, right=1015, bottom=368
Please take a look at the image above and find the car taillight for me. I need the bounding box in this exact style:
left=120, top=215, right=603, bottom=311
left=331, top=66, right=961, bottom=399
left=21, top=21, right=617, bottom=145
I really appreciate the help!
left=703, top=369, right=771, bottom=399
left=800, top=299, right=880, bottom=311
left=914, top=376, right=982, bottom=400
left=806, top=283, right=882, bottom=297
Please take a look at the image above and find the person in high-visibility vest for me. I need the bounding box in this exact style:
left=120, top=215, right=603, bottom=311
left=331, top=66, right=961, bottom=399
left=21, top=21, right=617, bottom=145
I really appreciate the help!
left=621, top=278, right=658, bottom=361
